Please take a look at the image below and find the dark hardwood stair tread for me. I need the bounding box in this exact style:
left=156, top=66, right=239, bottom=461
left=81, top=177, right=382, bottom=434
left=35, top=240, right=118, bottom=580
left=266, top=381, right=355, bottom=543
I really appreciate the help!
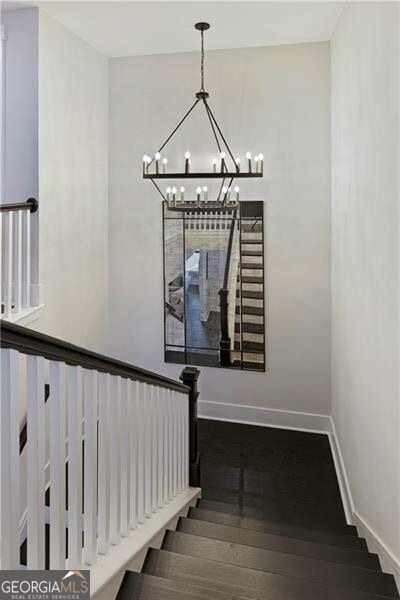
left=235, top=322, right=264, bottom=334
left=162, top=531, right=398, bottom=597
left=197, top=499, right=351, bottom=534
left=237, top=290, right=263, bottom=299
left=239, top=276, right=263, bottom=284
left=144, top=549, right=396, bottom=600
left=188, top=507, right=368, bottom=551
left=200, top=488, right=345, bottom=520
left=117, top=571, right=247, bottom=600
left=199, top=483, right=346, bottom=519
left=234, top=341, right=264, bottom=352
left=241, top=361, right=265, bottom=371
left=241, top=263, right=263, bottom=270
left=236, top=305, right=264, bottom=316
left=241, top=250, right=263, bottom=257
left=178, top=517, right=378, bottom=570
left=241, top=239, right=262, bottom=245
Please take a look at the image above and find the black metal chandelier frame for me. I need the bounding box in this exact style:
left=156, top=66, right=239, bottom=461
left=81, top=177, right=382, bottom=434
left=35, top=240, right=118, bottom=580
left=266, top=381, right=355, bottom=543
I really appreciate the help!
left=143, top=22, right=263, bottom=210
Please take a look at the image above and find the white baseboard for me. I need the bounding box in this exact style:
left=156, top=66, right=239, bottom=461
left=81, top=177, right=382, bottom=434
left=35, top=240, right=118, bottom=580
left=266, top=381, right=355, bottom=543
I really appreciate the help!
left=353, top=511, right=400, bottom=589
left=198, top=399, right=331, bottom=434
left=328, top=416, right=400, bottom=589
left=326, top=417, right=354, bottom=524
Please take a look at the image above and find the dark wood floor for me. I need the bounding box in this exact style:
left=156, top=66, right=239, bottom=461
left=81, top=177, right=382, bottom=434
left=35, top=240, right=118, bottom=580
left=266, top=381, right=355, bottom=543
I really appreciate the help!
left=118, top=417, right=400, bottom=599
left=198, top=418, right=346, bottom=530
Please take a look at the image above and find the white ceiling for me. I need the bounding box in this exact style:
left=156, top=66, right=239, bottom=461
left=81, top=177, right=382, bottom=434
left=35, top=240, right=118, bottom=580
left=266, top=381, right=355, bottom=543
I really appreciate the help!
left=22, top=1, right=345, bottom=58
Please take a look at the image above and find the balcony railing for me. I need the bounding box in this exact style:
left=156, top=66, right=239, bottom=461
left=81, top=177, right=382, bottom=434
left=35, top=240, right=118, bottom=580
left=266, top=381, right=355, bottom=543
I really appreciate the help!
left=0, top=198, right=39, bottom=320
left=0, top=321, right=200, bottom=571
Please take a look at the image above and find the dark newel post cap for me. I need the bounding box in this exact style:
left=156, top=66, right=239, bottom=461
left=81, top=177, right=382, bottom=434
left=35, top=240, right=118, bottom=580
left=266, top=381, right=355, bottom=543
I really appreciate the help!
left=180, top=366, right=200, bottom=385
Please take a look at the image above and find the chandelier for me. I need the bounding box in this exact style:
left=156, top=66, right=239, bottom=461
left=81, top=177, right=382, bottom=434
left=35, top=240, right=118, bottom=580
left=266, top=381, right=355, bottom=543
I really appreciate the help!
left=142, top=22, right=263, bottom=211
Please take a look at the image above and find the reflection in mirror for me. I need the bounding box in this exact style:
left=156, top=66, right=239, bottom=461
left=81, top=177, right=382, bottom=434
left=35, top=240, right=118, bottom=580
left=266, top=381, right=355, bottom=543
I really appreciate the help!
left=163, top=202, right=264, bottom=371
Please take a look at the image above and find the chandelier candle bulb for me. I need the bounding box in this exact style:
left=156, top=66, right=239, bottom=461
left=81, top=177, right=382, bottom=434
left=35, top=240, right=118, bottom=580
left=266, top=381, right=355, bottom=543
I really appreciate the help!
left=259, top=153, right=264, bottom=174
left=162, top=157, right=168, bottom=174
left=254, top=155, right=259, bottom=173
left=236, top=157, right=241, bottom=172
left=196, top=186, right=202, bottom=205
left=234, top=185, right=240, bottom=202
left=155, top=152, right=161, bottom=174
left=142, top=155, right=149, bottom=174
left=166, top=187, right=171, bottom=204
left=222, top=185, right=228, bottom=206
left=185, top=151, right=191, bottom=173
left=227, top=187, right=231, bottom=203
left=220, top=151, right=226, bottom=173
left=172, top=187, right=177, bottom=206
left=212, top=159, right=217, bottom=173
left=180, top=186, right=185, bottom=203
left=203, top=186, right=208, bottom=202
left=246, top=152, right=252, bottom=173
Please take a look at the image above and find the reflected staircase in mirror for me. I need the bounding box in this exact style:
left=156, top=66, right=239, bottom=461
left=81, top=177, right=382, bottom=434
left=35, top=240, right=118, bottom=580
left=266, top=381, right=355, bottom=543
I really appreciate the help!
left=233, top=221, right=265, bottom=371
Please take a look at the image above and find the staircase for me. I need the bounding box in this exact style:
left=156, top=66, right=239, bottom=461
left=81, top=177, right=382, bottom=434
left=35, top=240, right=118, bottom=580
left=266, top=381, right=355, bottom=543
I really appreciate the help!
left=117, top=420, right=399, bottom=600
left=232, top=222, right=265, bottom=371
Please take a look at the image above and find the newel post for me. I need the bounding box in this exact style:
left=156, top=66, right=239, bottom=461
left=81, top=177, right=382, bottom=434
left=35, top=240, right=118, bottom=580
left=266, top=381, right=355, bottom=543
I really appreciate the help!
left=218, top=288, right=231, bottom=367
left=180, top=367, right=200, bottom=487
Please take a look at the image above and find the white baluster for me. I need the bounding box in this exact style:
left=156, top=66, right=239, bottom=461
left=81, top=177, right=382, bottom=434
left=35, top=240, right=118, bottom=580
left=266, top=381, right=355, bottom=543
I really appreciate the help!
left=110, top=375, right=121, bottom=543
left=157, top=387, right=163, bottom=508
left=178, top=394, right=183, bottom=492
left=163, top=388, right=168, bottom=504
left=120, top=377, right=129, bottom=536
left=27, top=355, right=46, bottom=569
left=183, top=394, right=187, bottom=489
left=145, top=383, right=152, bottom=517
left=173, top=393, right=178, bottom=496
left=0, top=213, right=2, bottom=309
left=15, top=210, right=22, bottom=313
left=83, top=369, right=98, bottom=565
left=0, top=349, right=21, bottom=568
left=67, top=365, right=83, bottom=567
left=23, top=209, right=31, bottom=307
left=129, top=379, right=138, bottom=530
left=49, top=360, right=67, bottom=569
left=137, top=381, right=145, bottom=523
left=98, top=372, right=110, bottom=554
left=176, top=394, right=180, bottom=493
left=3, top=212, right=13, bottom=317
left=184, top=393, right=189, bottom=489
left=152, top=385, right=158, bottom=513
left=169, top=389, right=174, bottom=500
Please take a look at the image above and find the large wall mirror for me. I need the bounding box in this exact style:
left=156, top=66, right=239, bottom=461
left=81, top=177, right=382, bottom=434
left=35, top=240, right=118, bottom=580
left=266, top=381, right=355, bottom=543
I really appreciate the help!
left=163, top=201, right=265, bottom=371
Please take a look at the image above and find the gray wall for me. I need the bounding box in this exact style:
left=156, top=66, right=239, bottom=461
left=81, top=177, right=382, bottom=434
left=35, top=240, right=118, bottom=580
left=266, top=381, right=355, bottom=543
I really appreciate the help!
left=108, top=42, right=331, bottom=415
left=331, top=1, right=399, bottom=570
left=3, top=8, right=39, bottom=292
left=36, top=11, right=109, bottom=351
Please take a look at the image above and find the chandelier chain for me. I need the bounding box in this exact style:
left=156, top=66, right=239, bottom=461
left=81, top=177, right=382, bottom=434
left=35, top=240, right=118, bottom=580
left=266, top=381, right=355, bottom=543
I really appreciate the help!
left=200, top=29, right=205, bottom=91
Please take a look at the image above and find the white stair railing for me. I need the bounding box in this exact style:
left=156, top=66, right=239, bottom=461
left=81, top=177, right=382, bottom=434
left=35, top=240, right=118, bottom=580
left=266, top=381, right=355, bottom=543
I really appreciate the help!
left=0, top=198, right=38, bottom=320
left=0, top=321, right=197, bottom=571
